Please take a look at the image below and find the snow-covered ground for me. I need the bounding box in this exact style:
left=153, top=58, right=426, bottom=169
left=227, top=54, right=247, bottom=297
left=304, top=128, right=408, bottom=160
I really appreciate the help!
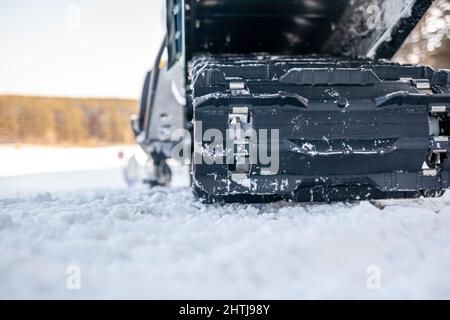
left=0, top=146, right=139, bottom=196
left=1, top=146, right=450, bottom=299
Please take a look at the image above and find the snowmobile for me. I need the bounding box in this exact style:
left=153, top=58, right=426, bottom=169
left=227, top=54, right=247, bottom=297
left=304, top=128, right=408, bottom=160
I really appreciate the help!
left=132, top=0, right=450, bottom=203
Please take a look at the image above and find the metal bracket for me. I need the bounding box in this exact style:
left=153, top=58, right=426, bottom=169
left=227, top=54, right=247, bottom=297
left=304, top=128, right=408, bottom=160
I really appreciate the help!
left=414, top=79, right=432, bottom=94
left=228, top=107, right=252, bottom=176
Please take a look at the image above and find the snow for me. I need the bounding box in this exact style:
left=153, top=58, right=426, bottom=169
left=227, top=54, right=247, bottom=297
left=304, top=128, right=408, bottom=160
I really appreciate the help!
left=0, top=145, right=139, bottom=177
left=1, top=146, right=450, bottom=299
left=0, top=146, right=141, bottom=197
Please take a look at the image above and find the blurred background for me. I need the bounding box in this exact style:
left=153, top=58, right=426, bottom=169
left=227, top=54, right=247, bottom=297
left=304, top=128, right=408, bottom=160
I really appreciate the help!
left=0, top=0, right=449, bottom=195
left=0, top=0, right=164, bottom=147
left=0, top=0, right=165, bottom=195
left=395, top=0, right=450, bottom=68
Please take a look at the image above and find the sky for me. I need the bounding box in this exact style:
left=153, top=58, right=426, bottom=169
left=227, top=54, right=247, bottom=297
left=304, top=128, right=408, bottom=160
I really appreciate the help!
left=0, top=0, right=165, bottom=99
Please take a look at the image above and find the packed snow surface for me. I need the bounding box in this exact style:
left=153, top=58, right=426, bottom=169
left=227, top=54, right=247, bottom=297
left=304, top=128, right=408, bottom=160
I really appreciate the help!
left=1, top=146, right=450, bottom=299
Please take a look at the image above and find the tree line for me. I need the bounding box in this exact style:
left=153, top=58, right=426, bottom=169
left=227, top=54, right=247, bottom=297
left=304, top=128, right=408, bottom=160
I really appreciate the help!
left=0, top=95, right=138, bottom=146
